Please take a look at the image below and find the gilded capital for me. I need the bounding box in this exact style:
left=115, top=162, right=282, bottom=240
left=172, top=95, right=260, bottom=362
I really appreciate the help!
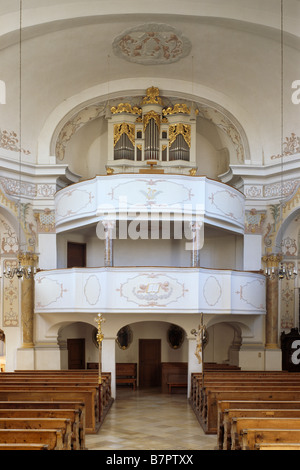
left=262, top=253, right=282, bottom=268
left=18, top=252, right=38, bottom=267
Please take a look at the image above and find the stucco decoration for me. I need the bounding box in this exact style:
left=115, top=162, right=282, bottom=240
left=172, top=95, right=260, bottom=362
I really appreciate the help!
left=270, top=133, right=300, bottom=160
left=55, top=104, right=106, bottom=160
left=0, top=128, right=31, bottom=155
left=53, top=92, right=248, bottom=164
left=112, top=23, right=192, bottom=65
left=198, top=106, right=245, bottom=163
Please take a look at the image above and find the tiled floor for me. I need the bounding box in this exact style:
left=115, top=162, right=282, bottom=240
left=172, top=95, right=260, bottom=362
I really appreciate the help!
left=86, top=388, right=217, bottom=450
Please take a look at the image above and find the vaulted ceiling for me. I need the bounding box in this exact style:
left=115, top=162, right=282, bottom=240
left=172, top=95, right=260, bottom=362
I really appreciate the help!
left=0, top=0, right=299, bottom=168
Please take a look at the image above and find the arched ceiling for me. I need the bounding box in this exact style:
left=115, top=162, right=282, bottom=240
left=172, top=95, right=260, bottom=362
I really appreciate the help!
left=0, top=0, right=299, bottom=167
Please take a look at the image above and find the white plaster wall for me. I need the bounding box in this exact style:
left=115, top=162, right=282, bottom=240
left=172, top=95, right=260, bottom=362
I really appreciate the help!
left=204, top=323, right=235, bottom=364
left=39, top=234, right=57, bottom=269
left=57, top=230, right=243, bottom=269
left=200, top=233, right=243, bottom=270
left=243, top=234, right=262, bottom=271
left=1, top=328, right=21, bottom=372
left=64, top=117, right=108, bottom=179
left=115, top=321, right=188, bottom=365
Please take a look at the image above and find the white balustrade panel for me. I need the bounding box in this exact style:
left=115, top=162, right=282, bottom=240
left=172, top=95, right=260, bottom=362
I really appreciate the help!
left=55, top=175, right=245, bottom=233
left=35, top=267, right=266, bottom=315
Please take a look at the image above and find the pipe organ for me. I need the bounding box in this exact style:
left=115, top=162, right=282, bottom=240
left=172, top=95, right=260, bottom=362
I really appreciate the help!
left=107, top=87, right=197, bottom=174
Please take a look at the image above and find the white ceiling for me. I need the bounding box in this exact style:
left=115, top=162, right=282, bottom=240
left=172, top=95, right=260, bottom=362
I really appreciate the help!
left=0, top=0, right=299, bottom=166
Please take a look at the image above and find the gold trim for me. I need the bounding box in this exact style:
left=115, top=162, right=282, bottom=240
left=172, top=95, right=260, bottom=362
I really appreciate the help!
left=141, top=86, right=163, bottom=105
left=18, top=253, right=38, bottom=267
left=143, top=110, right=161, bottom=132
left=111, top=103, right=142, bottom=115
left=262, top=254, right=282, bottom=268
left=169, top=123, right=191, bottom=148
left=163, top=103, right=190, bottom=116
left=114, top=123, right=135, bottom=147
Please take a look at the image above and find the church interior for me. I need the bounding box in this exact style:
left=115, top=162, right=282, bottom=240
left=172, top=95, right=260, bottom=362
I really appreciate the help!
left=0, top=0, right=300, bottom=452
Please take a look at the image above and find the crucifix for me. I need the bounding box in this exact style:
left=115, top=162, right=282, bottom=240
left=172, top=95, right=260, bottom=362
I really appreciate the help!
left=191, top=313, right=207, bottom=387
left=95, top=313, right=105, bottom=422
left=96, top=313, right=105, bottom=385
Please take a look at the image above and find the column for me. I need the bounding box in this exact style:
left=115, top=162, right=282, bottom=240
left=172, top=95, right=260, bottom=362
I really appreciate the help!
left=20, top=253, right=38, bottom=348
left=265, top=272, right=279, bottom=348
left=263, top=254, right=282, bottom=370
left=103, top=221, right=115, bottom=267
left=102, top=338, right=116, bottom=398
left=263, top=255, right=281, bottom=348
left=189, top=221, right=202, bottom=267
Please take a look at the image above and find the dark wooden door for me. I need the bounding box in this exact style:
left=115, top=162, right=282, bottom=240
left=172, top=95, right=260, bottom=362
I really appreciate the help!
left=67, top=338, right=85, bottom=369
left=67, top=242, right=86, bottom=268
left=139, top=339, right=161, bottom=388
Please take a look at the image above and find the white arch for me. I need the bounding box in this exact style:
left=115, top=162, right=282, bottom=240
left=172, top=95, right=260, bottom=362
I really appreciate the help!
left=2, top=0, right=299, bottom=40
left=37, top=78, right=262, bottom=166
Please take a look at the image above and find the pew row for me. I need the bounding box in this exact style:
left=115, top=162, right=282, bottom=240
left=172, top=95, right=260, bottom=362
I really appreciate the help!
left=0, top=443, right=49, bottom=450
left=231, top=417, right=300, bottom=450
left=242, top=429, right=300, bottom=451
left=116, top=363, right=137, bottom=390
left=219, top=405, right=300, bottom=450
left=0, top=429, right=65, bottom=450
left=0, top=401, right=85, bottom=449
left=190, top=371, right=300, bottom=434
left=0, top=370, right=113, bottom=435
left=255, top=443, right=300, bottom=450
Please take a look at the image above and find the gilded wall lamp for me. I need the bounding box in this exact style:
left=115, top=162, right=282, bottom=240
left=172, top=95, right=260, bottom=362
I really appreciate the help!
left=2, top=0, right=37, bottom=280
left=264, top=0, right=297, bottom=282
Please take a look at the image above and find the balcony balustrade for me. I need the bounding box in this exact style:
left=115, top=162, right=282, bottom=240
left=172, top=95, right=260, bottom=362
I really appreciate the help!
left=35, top=267, right=265, bottom=316
left=55, top=174, right=245, bottom=234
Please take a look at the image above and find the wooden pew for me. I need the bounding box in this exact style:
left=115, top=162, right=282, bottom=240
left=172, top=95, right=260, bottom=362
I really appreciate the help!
left=189, top=371, right=300, bottom=434
left=167, top=374, right=187, bottom=393
left=0, top=417, right=73, bottom=450
left=0, top=401, right=86, bottom=449
left=204, top=389, right=300, bottom=434
left=217, top=400, right=300, bottom=450
left=255, top=443, right=300, bottom=450
left=241, top=429, right=300, bottom=450
left=0, top=408, right=81, bottom=450
left=0, top=370, right=113, bottom=439
left=6, top=370, right=113, bottom=418
left=0, top=429, right=65, bottom=450
left=231, top=417, right=300, bottom=450
left=116, top=363, right=137, bottom=390
left=0, top=443, right=49, bottom=450
left=161, top=363, right=187, bottom=393
left=221, top=407, right=300, bottom=450
left=0, top=389, right=98, bottom=434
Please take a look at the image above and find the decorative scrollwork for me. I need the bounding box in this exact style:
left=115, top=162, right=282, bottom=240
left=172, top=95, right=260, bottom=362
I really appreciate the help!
left=169, top=123, right=191, bottom=148
left=141, top=86, right=163, bottom=105
left=111, top=103, right=142, bottom=115
left=143, top=110, right=161, bottom=133
left=163, top=104, right=191, bottom=116
left=114, top=123, right=135, bottom=147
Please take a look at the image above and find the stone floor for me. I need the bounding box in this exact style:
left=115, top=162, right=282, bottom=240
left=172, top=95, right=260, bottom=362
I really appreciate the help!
left=85, top=387, right=217, bottom=451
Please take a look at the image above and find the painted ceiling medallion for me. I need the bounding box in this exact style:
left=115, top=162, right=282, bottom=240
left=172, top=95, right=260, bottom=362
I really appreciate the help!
left=112, top=23, right=192, bottom=65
